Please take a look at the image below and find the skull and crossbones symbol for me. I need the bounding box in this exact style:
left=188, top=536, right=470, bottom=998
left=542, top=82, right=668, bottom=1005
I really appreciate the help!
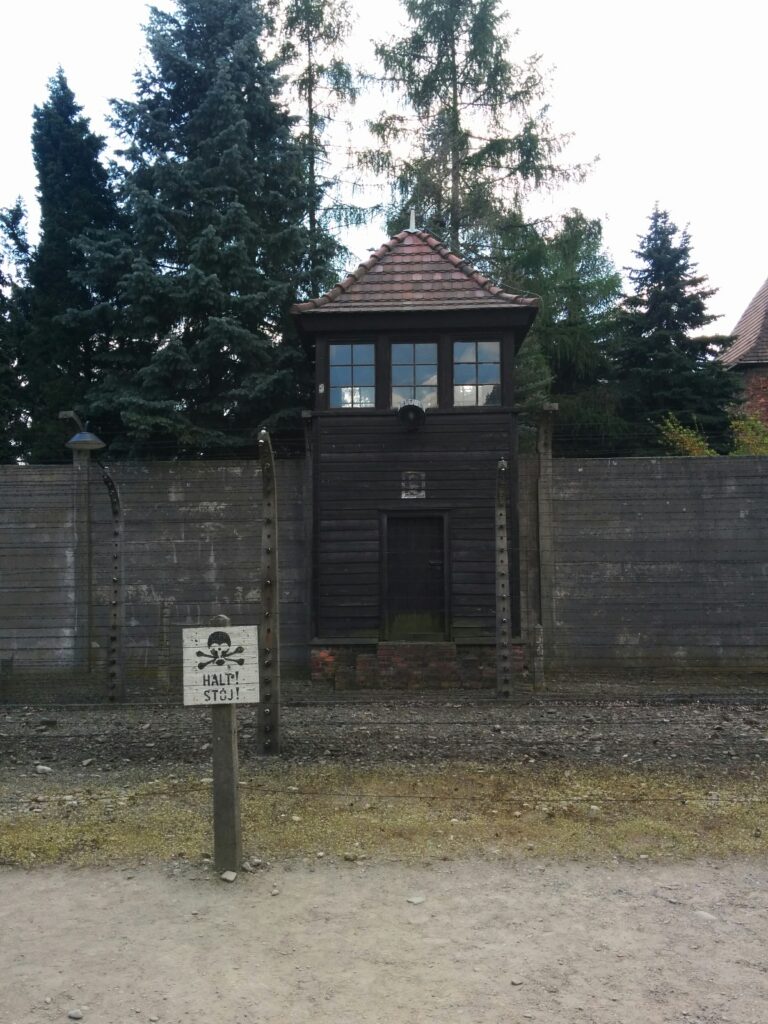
left=196, top=631, right=245, bottom=670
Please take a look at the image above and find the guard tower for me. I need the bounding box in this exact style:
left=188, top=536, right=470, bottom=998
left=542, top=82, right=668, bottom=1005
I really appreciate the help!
left=292, top=227, right=539, bottom=689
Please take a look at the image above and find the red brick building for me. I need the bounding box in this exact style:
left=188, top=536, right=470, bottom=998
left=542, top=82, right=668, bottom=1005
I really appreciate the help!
left=723, top=277, right=768, bottom=423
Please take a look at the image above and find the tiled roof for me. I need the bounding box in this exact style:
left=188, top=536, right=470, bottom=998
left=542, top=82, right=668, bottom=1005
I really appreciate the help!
left=723, top=276, right=768, bottom=366
left=292, top=229, right=539, bottom=314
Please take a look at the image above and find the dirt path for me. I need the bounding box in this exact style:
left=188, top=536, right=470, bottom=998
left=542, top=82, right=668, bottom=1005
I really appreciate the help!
left=2, top=859, right=766, bottom=1024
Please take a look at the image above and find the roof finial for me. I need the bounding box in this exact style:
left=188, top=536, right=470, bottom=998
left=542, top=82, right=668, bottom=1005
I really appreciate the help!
left=409, top=208, right=416, bottom=232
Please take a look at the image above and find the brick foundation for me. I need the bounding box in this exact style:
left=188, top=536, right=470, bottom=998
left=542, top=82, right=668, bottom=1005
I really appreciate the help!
left=310, top=641, right=523, bottom=690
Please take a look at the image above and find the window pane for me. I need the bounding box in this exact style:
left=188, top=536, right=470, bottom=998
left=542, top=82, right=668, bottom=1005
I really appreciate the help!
left=477, top=362, right=500, bottom=385
left=392, top=365, right=413, bottom=387
left=330, top=386, right=354, bottom=408
left=392, top=386, right=415, bottom=406
left=415, top=386, right=438, bottom=408
left=391, top=343, right=413, bottom=364
left=478, top=340, right=500, bottom=362
left=353, top=344, right=375, bottom=365
left=478, top=384, right=500, bottom=406
left=454, top=385, right=476, bottom=406
left=356, top=387, right=375, bottom=407
left=454, top=363, right=476, bottom=385
left=329, top=344, right=351, bottom=365
left=414, top=365, right=437, bottom=386
left=330, top=365, right=352, bottom=387
left=414, top=343, right=437, bottom=363
left=454, top=340, right=476, bottom=362
left=353, top=365, right=375, bottom=387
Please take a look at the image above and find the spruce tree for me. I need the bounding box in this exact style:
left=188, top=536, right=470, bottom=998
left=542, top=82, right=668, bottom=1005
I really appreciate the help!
left=613, top=207, right=741, bottom=453
left=3, top=72, right=119, bottom=462
left=89, top=0, right=313, bottom=455
left=363, top=0, right=577, bottom=260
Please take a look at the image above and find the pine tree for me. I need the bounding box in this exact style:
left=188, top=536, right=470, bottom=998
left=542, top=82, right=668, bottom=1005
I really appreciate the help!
left=363, top=0, right=577, bottom=260
left=0, top=202, right=29, bottom=462
left=282, top=0, right=361, bottom=295
left=22, top=73, right=117, bottom=461
left=89, top=0, right=314, bottom=455
left=0, top=73, right=117, bottom=462
left=613, top=207, right=741, bottom=453
left=0, top=262, right=23, bottom=464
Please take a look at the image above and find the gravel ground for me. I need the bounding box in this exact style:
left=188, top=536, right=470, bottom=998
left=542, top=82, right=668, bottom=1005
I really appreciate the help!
left=2, top=686, right=768, bottom=775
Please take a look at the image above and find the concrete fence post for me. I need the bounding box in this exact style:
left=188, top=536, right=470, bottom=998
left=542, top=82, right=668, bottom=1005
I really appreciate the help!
left=71, top=448, right=93, bottom=677
left=534, top=403, right=557, bottom=689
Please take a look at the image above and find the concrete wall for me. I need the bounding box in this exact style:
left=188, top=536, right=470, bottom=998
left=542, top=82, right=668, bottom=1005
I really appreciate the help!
left=537, top=456, right=768, bottom=670
left=2, top=453, right=767, bottom=703
left=0, top=458, right=309, bottom=703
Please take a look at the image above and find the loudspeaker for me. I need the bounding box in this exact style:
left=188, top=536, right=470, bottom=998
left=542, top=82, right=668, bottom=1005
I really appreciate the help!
left=397, top=401, right=426, bottom=432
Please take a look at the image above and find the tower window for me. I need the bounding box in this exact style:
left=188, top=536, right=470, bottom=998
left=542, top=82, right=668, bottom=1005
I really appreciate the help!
left=391, top=342, right=438, bottom=408
left=453, top=340, right=501, bottom=406
left=329, top=343, right=375, bottom=408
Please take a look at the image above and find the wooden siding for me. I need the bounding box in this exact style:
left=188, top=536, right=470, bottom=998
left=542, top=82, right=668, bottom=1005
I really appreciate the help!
left=313, top=410, right=517, bottom=642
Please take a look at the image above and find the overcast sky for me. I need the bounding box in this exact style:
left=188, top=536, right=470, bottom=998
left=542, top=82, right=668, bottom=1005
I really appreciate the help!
left=1, top=0, right=766, bottom=328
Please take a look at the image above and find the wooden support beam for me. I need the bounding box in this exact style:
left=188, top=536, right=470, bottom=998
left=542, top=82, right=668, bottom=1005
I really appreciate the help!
left=209, top=613, right=242, bottom=873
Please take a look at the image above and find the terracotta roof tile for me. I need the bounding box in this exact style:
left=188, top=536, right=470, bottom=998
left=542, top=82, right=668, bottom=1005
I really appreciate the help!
left=723, top=276, right=768, bottom=366
left=292, top=229, right=539, bottom=315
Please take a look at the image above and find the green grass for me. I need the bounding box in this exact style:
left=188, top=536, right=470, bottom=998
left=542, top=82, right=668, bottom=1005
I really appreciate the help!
left=1, top=763, right=766, bottom=867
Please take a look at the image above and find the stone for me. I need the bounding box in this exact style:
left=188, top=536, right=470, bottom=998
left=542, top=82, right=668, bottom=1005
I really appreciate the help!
left=35, top=765, right=53, bottom=774
left=406, top=896, right=425, bottom=905
left=271, top=887, right=280, bottom=896
left=81, top=759, right=94, bottom=767
left=510, top=979, right=524, bottom=986
left=68, top=1011, right=83, bottom=1020
left=241, top=860, right=254, bottom=873
left=695, top=910, right=717, bottom=921
left=220, top=871, right=237, bottom=883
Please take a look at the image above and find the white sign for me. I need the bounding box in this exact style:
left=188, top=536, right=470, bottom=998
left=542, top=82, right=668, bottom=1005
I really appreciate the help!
left=182, top=625, right=259, bottom=706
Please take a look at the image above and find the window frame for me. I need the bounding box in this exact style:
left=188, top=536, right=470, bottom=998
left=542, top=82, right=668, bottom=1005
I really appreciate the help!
left=389, top=340, right=440, bottom=410
left=316, top=331, right=515, bottom=411
left=327, top=341, right=376, bottom=409
left=451, top=338, right=503, bottom=408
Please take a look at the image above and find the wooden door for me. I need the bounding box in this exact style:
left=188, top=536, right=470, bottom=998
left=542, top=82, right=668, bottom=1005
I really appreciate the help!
left=385, top=515, right=446, bottom=640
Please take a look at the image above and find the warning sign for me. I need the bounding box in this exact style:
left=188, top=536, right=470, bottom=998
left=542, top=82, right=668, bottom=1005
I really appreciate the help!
left=182, top=625, right=259, bottom=706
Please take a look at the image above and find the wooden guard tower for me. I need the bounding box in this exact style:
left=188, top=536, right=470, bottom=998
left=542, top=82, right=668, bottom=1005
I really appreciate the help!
left=292, top=227, right=539, bottom=690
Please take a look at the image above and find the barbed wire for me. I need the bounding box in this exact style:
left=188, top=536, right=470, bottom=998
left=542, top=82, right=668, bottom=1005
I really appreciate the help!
left=0, top=784, right=766, bottom=810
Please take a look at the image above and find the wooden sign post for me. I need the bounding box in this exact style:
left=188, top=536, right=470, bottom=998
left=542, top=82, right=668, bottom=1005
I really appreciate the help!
left=181, top=428, right=281, bottom=873
left=182, top=616, right=260, bottom=874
